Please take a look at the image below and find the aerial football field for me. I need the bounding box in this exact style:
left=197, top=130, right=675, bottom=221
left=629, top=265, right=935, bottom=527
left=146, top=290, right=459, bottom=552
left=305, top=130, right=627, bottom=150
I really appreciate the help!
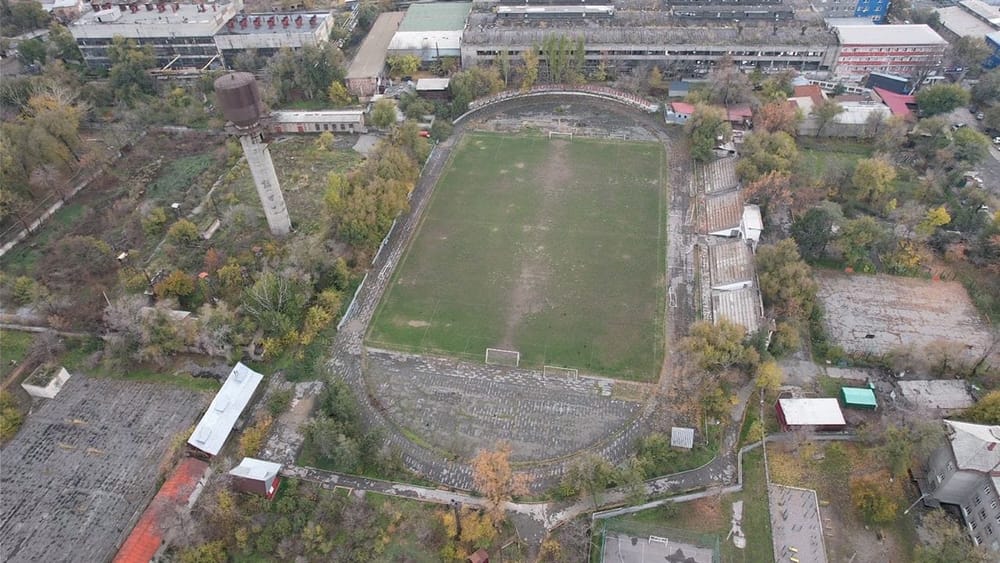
left=368, top=131, right=666, bottom=381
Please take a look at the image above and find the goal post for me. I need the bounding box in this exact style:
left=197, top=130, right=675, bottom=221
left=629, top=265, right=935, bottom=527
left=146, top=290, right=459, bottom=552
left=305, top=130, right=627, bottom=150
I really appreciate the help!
left=485, top=348, right=520, bottom=367
left=548, top=131, right=573, bottom=140
left=543, top=365, right=579, bottom=379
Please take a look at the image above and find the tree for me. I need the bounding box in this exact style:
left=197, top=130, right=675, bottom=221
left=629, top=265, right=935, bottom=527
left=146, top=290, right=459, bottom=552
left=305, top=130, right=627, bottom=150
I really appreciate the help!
left=813, top=99, right=845, bottom=136
left=449, top=66, right=503, bottom=114
left=386, top=54, right=420, bottom=78
left=755, top=101, right=801, bottom=135
left=681, top=319, right=759, bottom=372
left=744, top=171, right=793, bottom=216
left=851, top=157, right=897, bottom=210
left=496, top=49, right=511, bottom=87
left=266, top=43, right=345, bottom=104
left=851, top=476, right=898, bottom=524
left=18, top=38, right=46, bottom=65
left=179, top=541, right=227, bottom=563
left=952, top=127, right=991, bottom=165
left=706, top=57, right=754, bottom=106
left=917, top=206, right=951, bottom=237
left=560, top=453, right=617, bottom=509
left=327, top=81, right=353, bottom=107
left=242, top=271, right=310, bottom=335
left=47, top=23, right=82, bottom=63
left=154, top=269, right=195, bottom=300
left=756, top=239, right=818, bottom=320
left=4, top=2, right=49, bottom=35
left=792, top=206, right=838, bottom=261
left=0, top=391, right=23, bottom=440
left=984, top=104, right=1000, bottom=133
left=369, top=99, right=397, bottom=129
left=107, top=36, right=156, bottom=104
left=735, top=131, right=798, bottom=182
left=961, top=391, right=1000, bottom=425
left=971, top=69, right=1000, bottom=107
left=916, top=511, right=991, bottom=563
left=950, top=36, right=991, bottom=76
left=875, top=115, right=912, bottom=154
left=521, top=47, right=539, bottom=91
left=647, top=66, right=664, bottom=93
left=684, top=104, right=731, bottom=163
left=167, top=218, right=200, bottom=245
left=915, top=83, right=970, bottom=116
left=838, top=216, right=889, bottom=272
left=755, top=360, right=783, bottom=394
left=471, top=441, right=529, bottom=524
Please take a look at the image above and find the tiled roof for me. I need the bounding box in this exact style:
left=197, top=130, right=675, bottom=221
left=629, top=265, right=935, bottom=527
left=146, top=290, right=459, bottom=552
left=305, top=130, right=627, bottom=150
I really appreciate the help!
left=113, top=458, right=210, bottom=563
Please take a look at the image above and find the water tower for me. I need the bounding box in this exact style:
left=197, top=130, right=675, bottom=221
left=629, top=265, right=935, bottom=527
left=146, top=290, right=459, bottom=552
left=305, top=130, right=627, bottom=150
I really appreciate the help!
left=215, top=72, right=291, bottom=236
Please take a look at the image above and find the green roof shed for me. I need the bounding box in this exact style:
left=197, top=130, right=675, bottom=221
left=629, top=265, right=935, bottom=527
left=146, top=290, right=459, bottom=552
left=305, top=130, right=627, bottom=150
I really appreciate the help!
left=840, top=387, right=877, bottom=410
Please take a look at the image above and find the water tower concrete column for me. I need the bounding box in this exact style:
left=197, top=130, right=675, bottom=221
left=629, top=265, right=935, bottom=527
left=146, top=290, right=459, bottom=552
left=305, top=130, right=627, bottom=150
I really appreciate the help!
left=239, top=132, right=291, bottom=235
left=214, top=72, right=292, bottom=236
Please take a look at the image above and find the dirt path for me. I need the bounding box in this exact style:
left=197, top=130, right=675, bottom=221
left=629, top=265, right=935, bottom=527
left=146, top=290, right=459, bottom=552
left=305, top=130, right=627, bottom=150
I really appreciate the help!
left=499, top=139, right=572, bottom=349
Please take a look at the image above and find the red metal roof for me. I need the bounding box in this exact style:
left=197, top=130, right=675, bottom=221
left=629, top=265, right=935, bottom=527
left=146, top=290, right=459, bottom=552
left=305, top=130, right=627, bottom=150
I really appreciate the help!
left=792, top=84, right=826, bottom=106
left=113, top=457, right=210, bottom=563
left=670, top=101, right=695, bottom=114
left=727, top=104, right=753, bottom=121
left=873, top=87, right=915, bottom=117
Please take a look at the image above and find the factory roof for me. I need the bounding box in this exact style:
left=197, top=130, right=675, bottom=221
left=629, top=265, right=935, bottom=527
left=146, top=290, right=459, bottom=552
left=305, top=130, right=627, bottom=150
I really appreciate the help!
left=935, top=6, right=997, bottom=37
left=497, top=5, right=615, bottom=15
left=216, top=12, right=331, bottom=36
left=705, top=190, right=743, bottom=233
left=709, top=239, right=755, bottom=288
left=271, top=109, right=364, bottom=123
left=944, top=420, right=1000, bottom=473
left=834, top=24, right=947, bottom=46
left=71, top=2, right=236, bottom=38
left=187, top=362, right=263, bottom=456
left=398, top=2, right=471, bottom=32
left=346, top=11, right=405, bottom=80
left=702, top=156, right=738, bottom=193
left=959, top=0, right=1000, bottom=26
left=712, top=287, right=762, bottom=334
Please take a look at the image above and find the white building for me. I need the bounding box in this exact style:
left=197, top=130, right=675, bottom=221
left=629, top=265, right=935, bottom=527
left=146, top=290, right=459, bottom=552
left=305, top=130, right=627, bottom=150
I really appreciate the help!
left=213, top=12, right=335, bottom=62
left=387, top=2, right=471, bottom=62
left=269, top=110, right=367, bottom=134
left=187, top=362, right=264, bottom=457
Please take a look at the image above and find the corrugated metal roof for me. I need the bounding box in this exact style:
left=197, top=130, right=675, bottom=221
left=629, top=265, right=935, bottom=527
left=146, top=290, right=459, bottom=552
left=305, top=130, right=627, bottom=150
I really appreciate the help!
left=705, top=190, right=743, bottom=234
left=703, top=156, right=738, bottom=194
left=229, top=457, right=282, bottom=481
left=398, top=2, right=471, bottom=32
left=712, top=287, right=762, bottom=334
left=778, top=398, right=846, bottom=426
left=187, top=363, right=263, bottom=456
left=671, top=427, right=695, bottom=449
left=709, top=239, right=755, bottom=289
left=416, top=78, right=450, bottom=91
left=840, top=386, right=877, bottom=407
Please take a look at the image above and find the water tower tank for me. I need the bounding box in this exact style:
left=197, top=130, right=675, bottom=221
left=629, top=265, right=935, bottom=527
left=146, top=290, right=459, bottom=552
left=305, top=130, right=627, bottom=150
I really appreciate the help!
left=214, top=72, right=264, bottom=128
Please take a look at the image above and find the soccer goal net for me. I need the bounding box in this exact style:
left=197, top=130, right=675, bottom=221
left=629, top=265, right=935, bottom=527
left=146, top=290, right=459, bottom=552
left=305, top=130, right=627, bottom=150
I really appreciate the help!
left=543, top=365, right=579, bottom=379
left=485, top=348, right=520, bottom=367
left=548, top=131, right=573, bottom=140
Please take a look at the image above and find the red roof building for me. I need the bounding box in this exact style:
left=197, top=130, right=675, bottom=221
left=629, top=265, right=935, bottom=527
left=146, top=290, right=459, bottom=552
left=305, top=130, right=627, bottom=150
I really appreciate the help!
left=873, top=87, right=917, bottom=117
left=792, top=84, right=826, bottom=106
left=114, top=458, right=211, bottom=563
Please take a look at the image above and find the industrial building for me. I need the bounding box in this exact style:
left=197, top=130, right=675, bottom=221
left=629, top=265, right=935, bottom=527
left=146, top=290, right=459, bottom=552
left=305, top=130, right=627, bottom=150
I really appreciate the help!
left=346, top=11, right=405, bottom=96
left=213, top=11, right=336, bottom=62
left=831, top=24, right=948, bottom=79
left=922, top=420, right=1000, bottom=553
left=70, top=0, right=242, bottom=69
left=69, top=0, right=338, bottom=69
left=387, top=2, right=472, bottom=62
left=187, top=362, right=264, bottom=457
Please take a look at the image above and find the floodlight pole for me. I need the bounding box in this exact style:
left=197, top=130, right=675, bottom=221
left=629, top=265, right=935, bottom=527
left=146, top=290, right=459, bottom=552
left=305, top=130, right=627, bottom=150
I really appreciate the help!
left=903, top=493, right=929, bottom=515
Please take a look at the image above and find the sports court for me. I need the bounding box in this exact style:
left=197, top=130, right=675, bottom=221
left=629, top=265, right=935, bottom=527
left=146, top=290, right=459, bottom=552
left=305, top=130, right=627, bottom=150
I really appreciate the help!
left=368, top=131, right=666, bottom=380
left=602, top=532, right=717, bottom=563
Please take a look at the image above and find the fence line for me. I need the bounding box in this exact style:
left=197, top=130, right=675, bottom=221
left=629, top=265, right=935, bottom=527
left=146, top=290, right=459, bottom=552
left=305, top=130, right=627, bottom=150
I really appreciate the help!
left=454, top=84, right=660, bottom=124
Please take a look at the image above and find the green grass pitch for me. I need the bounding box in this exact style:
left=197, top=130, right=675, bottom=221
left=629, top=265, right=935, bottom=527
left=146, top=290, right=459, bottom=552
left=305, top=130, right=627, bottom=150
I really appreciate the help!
left=367, top=132, right=666, bottom=381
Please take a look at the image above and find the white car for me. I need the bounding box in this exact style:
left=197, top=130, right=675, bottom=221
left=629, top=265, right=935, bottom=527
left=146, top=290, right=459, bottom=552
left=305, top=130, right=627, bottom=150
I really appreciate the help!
left=994, top=136, right=1000, bottom=145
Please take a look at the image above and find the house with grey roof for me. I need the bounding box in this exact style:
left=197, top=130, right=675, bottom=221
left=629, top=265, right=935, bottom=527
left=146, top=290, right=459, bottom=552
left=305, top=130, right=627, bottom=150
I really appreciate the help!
left=923, top=420, right=1000, bottom=552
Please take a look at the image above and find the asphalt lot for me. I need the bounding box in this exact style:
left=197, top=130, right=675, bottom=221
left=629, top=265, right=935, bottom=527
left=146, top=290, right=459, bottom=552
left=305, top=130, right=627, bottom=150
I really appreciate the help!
left=941, top=106, right=1000, bottom=199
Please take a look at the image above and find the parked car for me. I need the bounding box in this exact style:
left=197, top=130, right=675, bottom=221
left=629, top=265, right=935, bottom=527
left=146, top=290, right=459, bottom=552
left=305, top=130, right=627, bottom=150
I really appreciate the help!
left=976, top=112, right=985, bottom=120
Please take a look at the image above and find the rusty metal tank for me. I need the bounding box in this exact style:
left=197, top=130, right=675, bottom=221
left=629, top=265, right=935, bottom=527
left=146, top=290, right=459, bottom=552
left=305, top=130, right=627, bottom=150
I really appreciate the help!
left=214, top=72, right=264, bottom=128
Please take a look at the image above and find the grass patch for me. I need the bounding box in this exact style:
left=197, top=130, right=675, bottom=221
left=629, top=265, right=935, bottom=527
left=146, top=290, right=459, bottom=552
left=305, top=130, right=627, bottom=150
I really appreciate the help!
left=0, top=330, right=34, bottom=380
left=598, top=447, right=773, bottom=563
left=369, top=132, right=667, bottom=381
left=148, top=154, right=215, bottom=195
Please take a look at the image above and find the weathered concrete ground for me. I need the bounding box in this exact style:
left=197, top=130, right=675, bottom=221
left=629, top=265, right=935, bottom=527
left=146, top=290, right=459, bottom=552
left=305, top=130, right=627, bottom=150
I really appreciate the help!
left=366, top=348, right=640, bottom=462
left=816, top=271, right=998, bottom=369
left=0, top=375, right=207, bottom=563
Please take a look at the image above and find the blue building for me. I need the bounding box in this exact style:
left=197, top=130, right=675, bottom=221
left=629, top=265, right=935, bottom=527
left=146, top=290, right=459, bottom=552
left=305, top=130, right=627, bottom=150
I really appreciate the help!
left=988, top=31, right=1000, bottom=69
left=853, top=0, right=890, bottom=22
